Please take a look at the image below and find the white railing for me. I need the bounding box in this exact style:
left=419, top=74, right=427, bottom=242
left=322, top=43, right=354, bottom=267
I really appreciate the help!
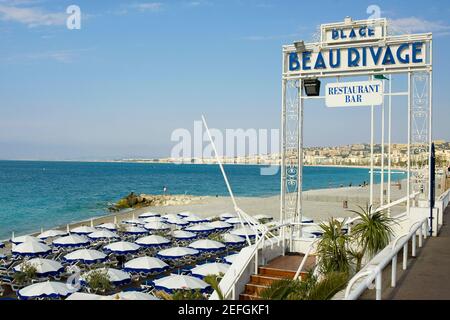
left=344, top=217, right=428, bottom=300
left=436, top=188, right=450, bottom=228
left=440, top=188, right=450, bottom=208
left=346, top=192, right=419, bottom=234
left=210, top=222, right=291, bottom=300
left=293, top=238, right=318, bottom=280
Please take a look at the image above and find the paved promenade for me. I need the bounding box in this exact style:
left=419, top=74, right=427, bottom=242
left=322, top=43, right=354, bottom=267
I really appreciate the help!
left=387, top=205, right=450, bottom=300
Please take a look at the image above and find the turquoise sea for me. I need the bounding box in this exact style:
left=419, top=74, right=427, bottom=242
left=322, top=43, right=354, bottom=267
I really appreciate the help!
left=0, top=161, right=405, bottom=239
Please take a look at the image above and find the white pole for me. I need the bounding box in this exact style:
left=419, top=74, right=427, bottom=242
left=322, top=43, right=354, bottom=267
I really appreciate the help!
left=407, top=73, right=411, bottom=215
left=370, top=73, right=375, bottom=208
left=428, top=41, right=433, bottom=235
left=280, top=78, right=286, bottom=225
left=201, top=115, right=251, bottom=246
left=388, top=75, right=392, bottom=216
left=297, top=80, right=304, bottom=238
left=280, top=76, right=287, bottom=255
left=380, top=81, right=385, bottom=205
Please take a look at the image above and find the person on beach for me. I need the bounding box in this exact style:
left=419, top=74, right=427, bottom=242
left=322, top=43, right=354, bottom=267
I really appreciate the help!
left=163, top=186, right=167, bottom=195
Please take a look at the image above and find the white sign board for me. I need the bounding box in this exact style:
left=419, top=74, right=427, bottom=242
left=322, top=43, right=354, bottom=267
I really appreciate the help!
left=326, top=80, right=383, bottom=107
left=323, top=24, right=384, bottom=44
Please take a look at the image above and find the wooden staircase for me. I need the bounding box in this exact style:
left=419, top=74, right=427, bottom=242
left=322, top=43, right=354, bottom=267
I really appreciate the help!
left=239, top=254, right=315, bottom=300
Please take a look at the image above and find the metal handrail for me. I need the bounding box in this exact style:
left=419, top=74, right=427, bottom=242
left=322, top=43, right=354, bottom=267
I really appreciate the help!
left=344, top=217, right=428, bottom=300
left=220, top=222, right=291, bottom=300
left=293, top=238, right=318, bottom=280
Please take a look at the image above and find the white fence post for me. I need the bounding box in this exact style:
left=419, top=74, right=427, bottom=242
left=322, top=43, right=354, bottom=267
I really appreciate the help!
left=376, top=273, right=382, bottom=300
left=391, top=255, right=397, bottom=287
left=403, top=242, right=408, bottom=270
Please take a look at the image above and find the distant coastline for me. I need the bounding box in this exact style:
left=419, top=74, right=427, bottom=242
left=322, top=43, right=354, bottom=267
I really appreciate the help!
left=0, top=159, right=407, bottom=171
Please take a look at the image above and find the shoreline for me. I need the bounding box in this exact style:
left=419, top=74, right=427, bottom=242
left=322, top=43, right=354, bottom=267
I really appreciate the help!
left=0, top=179, right=408, bottom=243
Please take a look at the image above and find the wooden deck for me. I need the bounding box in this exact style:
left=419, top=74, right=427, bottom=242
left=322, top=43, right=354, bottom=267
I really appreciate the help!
left=265, top=253, right=316, bottom=272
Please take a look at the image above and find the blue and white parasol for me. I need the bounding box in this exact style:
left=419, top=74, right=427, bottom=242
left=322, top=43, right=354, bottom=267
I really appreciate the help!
left=96, top=223, right=117, bottom=231
left=152, top=274, right=210, bottom=293
left=11, top=235, right=43, bottom=245
left=64, top=249, right=107, bottom=264
left=103, top=241, right=141, bottom=255
left=140, top=216, right=164, bottom=224
left=70, top=226, right=97, bottom=235
left=222, top=233, right=246, bottom=245
left=123, top=256, right=169, bottom=274
left=166, top=217, right=190, bottom=227
left=88, top=230, right=119, bottom=240
left=177, top=211, right=194, bottom=218
left=184, top=215, right=210, bottom=224
left=230, top=226, right=259, bottom=238
left=18, top=281, right=77, bottom=300
left=225, top=217, right=248, bottom=225
left=14, top=258, right=64, bottom=277
left=82, top=268, right=131, bottom=286
left=156, top=247, right=199, bottom=260
left=170, top=230, right=197, bottom=240
left=138, top=211, right=161, bottom=219
left=184, top=223, right=215, bottom=234
left=135, top=235, right=171, bottom=248
left=219, top=212, right=236, bottom=221
left=223, top=253, right=239, bottom=264
left=53, top=234, right=90, bottom=248
left=188, top=239, right=225, bottom=252
left=12, top=241, right=51, bottom=257
left=122, top=225, right=148, bottom=235
left=37, top=230, right=66, bottom=240
left=207, top=221, right=233, bottom=231
left=143, top=222, right=171, bottom=231
left=121, top=218, right=144, bottom=226
left=191, top=262, right=230, bottom=278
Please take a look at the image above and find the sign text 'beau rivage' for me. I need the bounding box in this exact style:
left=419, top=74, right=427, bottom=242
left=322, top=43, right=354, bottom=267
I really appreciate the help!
left=284, top=18, right=431, bottom=77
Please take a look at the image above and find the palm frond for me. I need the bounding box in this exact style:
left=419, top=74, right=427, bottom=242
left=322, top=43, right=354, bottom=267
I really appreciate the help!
left=306, top=272, right=349, bottom=300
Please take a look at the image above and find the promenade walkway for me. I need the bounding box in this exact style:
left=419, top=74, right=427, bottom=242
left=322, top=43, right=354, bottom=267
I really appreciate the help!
left=386, top=205, right=450, bottom=300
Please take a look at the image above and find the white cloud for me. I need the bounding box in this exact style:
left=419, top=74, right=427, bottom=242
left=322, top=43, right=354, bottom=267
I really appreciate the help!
left=130, top=2, right=163, bottom=12
left=389, top=17, right=450, bottom=37
left=185, top=0, right=212, bottom=7
left=5, top=48, right=92, bottom=64
left=0, top=3, right=66, bottom=27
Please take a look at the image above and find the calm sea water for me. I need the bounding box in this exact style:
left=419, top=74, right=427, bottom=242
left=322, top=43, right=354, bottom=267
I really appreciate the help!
left=0, top=161, right=405, bottom=239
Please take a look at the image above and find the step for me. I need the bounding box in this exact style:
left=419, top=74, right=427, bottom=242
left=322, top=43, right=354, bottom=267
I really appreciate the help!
left=258, top=267, right=297, bottom=279
left=250, top=275, right=284, bottom=286
left=239, top=293, right=262, bottom=301
left=244, top=283, right=269, bottom=295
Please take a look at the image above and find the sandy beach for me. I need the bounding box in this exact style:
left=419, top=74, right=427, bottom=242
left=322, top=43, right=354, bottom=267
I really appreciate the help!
left=10, top=179, right=409, bottom=240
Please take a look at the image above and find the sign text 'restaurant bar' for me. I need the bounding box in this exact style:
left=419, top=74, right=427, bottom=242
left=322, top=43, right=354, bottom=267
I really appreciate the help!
left=325, top=80, right=383, bottom=107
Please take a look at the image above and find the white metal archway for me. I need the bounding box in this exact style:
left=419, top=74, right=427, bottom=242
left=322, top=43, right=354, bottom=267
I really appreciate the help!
left=280, top=17, right=433, bottom=242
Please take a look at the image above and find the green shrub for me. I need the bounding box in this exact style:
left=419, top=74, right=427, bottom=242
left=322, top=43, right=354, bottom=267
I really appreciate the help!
left=85, top=269, right=112, bottom=293
left=13, top=261, right=37, bottom=285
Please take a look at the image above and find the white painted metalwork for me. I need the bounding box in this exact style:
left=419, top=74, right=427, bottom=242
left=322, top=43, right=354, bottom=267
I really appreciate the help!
left=344, top=217, right=428, bottom=300
left=281, top=18, right=433, bottom=230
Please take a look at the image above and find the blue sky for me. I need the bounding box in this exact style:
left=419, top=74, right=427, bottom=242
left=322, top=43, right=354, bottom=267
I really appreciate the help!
left=0, top=0, right=449, bottom=160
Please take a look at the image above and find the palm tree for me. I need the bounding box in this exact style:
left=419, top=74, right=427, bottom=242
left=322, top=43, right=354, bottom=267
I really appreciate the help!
left=316, top=218, right=351, bottom=275
left=347, top=205, right=395, bottom=271
left=204, top=273, right=225, bottom=300
left=259, top=270, right=348, bottom=300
